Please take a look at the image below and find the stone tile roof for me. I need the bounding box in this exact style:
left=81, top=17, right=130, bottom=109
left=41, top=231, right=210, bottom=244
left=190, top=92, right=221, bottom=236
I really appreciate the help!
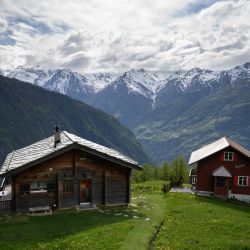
left=0, top=131, right=141, bottom=175
left=188, top=137, right=250, bottom=165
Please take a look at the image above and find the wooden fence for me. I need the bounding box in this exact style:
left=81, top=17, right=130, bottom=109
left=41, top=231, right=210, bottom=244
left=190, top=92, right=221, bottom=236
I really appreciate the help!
left=0, top=200, right=12, bottom=213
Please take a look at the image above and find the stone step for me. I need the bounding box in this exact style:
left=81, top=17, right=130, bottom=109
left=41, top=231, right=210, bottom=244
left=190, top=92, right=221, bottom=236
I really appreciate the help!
left=76, top=203, right=96, bottom=211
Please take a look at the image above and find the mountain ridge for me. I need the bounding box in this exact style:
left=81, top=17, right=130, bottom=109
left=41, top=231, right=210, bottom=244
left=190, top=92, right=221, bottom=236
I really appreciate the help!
left=2, top=62, right=250, bottom=163
left=0, top=75, right=149, bottom=165
left=5, top=62, right=250, bottom=103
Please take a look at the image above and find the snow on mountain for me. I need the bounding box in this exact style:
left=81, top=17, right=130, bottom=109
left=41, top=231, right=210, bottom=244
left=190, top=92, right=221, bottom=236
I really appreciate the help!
left=226, top=62, right=250, bottom=82
left=7, top=67, right=115, bottom=95
left=44, top=69, right=78, bottom=94
left=83, top=72, right=115, bottom=92
left=113, top=68, right=164, bottom=99
left=8, top=66, right=50, bottom=87
left=159, top=68, right=220, bottom=93
left=4, top=62, right=250, bottom=102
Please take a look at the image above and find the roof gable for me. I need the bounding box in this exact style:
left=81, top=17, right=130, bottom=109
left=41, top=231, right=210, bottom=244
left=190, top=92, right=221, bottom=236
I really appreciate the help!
left=212, top=166, right=232, bottom=177
left=188, top=137, right=250, bottom=165
left=0, top=131, right=141, bottom=175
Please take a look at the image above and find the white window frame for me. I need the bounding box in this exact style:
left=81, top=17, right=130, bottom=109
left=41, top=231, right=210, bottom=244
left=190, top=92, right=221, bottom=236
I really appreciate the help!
left=224, top=152, right=234, bottom=161
left=30, top=181, right=47, bottom=193
left=190, top=175, right=197, bottom=185
left=238, top=176, right=248, bottom=187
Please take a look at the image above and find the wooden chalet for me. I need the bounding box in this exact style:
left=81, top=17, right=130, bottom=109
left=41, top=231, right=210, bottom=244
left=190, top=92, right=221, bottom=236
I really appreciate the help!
left=0, top=127, right=142, bottom=212
left=188, top=137, right=250, bottom=202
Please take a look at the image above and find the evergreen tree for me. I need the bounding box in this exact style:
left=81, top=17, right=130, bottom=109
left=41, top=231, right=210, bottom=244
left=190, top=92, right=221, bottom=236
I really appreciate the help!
left=161, top=162, right=170, bottom=180
left=170, top=155, right=188, bottom=186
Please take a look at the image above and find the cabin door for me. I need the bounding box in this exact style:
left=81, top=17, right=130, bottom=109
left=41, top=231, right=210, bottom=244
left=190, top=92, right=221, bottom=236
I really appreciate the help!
left=80, top=179, right=91, bottom=203
left=214, top=177, right=229, bottom=197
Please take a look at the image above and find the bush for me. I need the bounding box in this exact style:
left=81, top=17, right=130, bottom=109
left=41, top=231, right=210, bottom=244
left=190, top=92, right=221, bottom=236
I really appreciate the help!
left=162, top=182, right=172, bottom=193
left=132, top=181, right=167, bottom=193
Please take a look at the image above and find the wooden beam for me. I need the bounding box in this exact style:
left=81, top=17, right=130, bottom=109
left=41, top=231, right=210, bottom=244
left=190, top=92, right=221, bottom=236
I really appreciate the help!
left=57, top=174, right=60, bottom=208
left=11, top=175, right=16, bottom=211
left=73, top=150, right=76, bottom=176
left=103, top=171, right=107, bottom=205
left=127, top=170, right=131, bottom=204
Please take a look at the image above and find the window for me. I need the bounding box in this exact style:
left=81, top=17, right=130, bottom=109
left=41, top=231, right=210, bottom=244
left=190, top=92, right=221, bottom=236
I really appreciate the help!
left=30, top=182, right=47, bottom=193
left=20, top=183, right=30, bottom=194
left=238, top=176, right=248, bottom=187
left=216, top=177, right=226, bottom=187
left=63, top=180, right=74, bottom=192
left=224, top=152, right=234, bottom=161
left=47, top=182, right=57, bottom=193
left=191, top=176, right=197, bottom=185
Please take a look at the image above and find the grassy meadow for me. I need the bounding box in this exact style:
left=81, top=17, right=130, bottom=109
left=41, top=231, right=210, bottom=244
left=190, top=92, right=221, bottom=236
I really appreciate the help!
left=0, top=181, right=167, bottom=250
left=0, top=181, right=249, bottom=249
left=154, top=193, right=250, bottom=250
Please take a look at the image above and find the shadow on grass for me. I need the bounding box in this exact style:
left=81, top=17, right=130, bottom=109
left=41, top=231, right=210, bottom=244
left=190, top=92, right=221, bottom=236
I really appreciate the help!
left=194, top=195, right=250, bottom=215
left=0, top=207, right=146, bottom=248
left=229, top=245, right=250, bottom=250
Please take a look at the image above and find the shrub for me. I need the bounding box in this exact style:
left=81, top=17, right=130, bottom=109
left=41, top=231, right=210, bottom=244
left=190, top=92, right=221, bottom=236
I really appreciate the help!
left=162, top=182, right=172, bottom=194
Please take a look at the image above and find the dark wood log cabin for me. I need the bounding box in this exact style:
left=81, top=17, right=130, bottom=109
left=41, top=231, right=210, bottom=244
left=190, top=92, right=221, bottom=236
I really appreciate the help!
left=0, top=128, right=142, bottom=212
left=188, top=137, right=250, bottom=203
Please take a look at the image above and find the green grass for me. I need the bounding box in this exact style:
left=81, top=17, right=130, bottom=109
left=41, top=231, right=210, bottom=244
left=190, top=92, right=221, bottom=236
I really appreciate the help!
left=132, top=180, right=167, bottom=193
left=0, top=181, right=167, bottom=250
left=1, top=182, right=249, bottom=250
left=154, top=193, right=250, bottom=250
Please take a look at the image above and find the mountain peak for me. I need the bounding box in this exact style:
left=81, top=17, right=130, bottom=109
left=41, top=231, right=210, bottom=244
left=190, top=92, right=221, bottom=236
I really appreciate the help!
left=4, top=61, right=249, bottom=101
left=242, top=62, right=250, bottom=69
left=117, top=68, right=163, bottom=98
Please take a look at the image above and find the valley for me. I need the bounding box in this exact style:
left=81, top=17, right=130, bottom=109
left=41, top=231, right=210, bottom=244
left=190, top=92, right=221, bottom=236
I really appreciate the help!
left=3, top=62, right=250, bottom=163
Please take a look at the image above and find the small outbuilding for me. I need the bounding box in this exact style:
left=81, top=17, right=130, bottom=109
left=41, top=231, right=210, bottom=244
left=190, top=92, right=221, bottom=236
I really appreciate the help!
left=0, top=127, right=142, bottom=212
left=188, top=137, right=250, bottom=202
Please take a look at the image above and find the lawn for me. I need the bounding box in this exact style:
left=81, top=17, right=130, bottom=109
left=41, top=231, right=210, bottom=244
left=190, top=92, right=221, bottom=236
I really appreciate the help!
left=0, top=181, right=167, bottom=250
left=0, top=182, right=249, bottom=250
left=153, top=193, right=250, bottom=250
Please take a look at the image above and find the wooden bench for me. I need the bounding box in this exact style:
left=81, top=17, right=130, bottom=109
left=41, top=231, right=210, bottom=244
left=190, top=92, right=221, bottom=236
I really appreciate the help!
left=28, top=206, right=52, bottom=216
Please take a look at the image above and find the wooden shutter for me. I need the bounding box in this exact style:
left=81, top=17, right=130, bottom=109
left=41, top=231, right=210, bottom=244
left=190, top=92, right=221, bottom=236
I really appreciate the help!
left=219, top=152, right=224, bottom=161
left=234, top=176, right=238, bottom=186
left=248, top=177, right=250, bottom=187
left=233, top=152, right=238, bottom=162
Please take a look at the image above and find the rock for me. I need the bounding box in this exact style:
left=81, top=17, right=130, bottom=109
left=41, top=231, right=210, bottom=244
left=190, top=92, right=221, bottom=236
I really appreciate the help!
left=132, top=216, right=140, bottom=219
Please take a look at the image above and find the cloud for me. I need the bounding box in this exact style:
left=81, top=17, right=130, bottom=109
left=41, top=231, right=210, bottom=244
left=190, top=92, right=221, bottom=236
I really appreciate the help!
left=0, top=0, right=249, bottom=73
left=0, top=45, right=27, bottom=70
left=0, top=17, right=7, bottom=32
left=61, top=52, right=90, bottom=70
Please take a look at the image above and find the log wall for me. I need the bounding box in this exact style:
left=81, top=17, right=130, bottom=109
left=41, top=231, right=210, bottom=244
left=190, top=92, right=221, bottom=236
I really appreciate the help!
left=13, top=149, right=131, bottom=211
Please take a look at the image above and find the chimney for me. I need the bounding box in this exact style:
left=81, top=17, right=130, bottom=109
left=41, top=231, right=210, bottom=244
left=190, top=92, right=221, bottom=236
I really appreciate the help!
left=54, top=125, right=61, bottom=148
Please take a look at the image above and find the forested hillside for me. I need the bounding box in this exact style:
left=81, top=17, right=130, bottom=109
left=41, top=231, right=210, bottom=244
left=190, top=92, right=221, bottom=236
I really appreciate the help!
left=0, top=75, right=149, bottom=164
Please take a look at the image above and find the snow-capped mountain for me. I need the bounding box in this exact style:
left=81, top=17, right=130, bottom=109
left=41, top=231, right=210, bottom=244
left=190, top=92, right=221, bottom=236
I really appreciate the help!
left=7, top=66, right=115, bottom=95
left=113, top=68, right=164, bottom=98
left=7, top=66, right=116, bottom=103
left=166, top=68, right=220, bottom=92
left=8, top=67, right=50, bottom=87
left=6, top=62, right=250, bottom=103
left=2, top=62, right=250, bottom=163
left=225, top=62, right=250, bottom=82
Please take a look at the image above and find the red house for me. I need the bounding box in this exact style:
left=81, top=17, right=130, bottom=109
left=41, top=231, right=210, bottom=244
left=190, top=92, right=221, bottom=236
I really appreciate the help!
left=188, top=137, right=250, bottom=202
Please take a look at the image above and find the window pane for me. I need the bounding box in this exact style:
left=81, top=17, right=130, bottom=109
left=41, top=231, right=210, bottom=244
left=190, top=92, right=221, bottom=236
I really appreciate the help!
left=20, top=183, right=30, bottom=194
left=47, top=182, right=57, bottom=192
left=238, top=177, right=247, bottom=186
left=216, top=177, right=226, bottom=187
left=224, top=152, right=234, bottom=161
left=30, top=182, right=47, bottom=190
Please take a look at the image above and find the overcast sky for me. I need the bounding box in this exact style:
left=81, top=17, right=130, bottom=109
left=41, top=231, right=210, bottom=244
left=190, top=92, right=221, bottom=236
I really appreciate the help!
left=0, top=0, right=249, bottom=73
